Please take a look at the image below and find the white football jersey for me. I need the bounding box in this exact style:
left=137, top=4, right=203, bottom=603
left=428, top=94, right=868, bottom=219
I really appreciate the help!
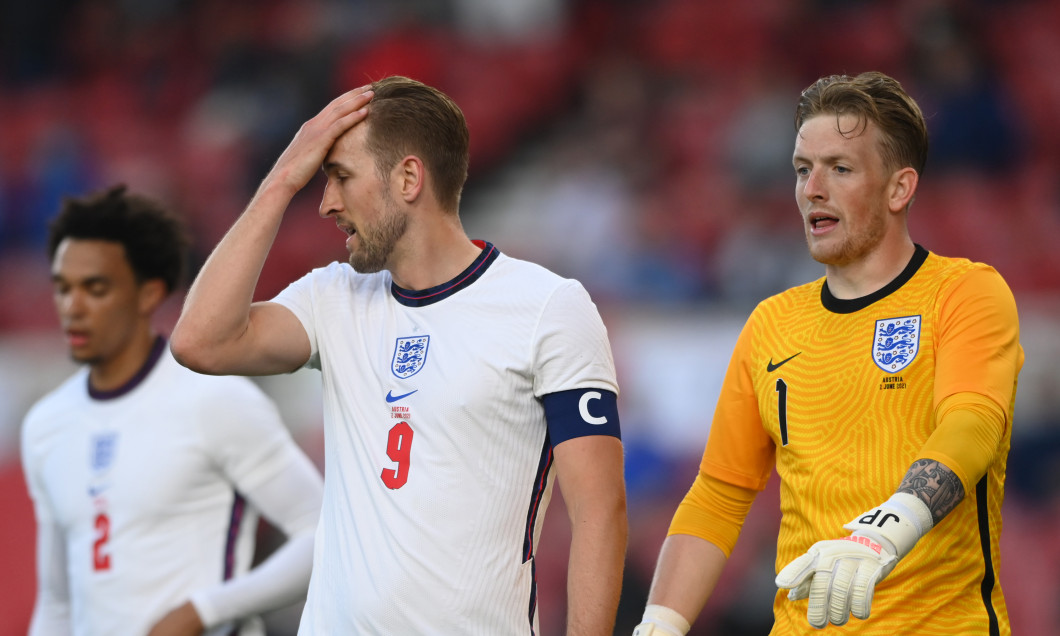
left=272, top=242, right=619, bottom=635
left=21, top=341, right=306, bottom=636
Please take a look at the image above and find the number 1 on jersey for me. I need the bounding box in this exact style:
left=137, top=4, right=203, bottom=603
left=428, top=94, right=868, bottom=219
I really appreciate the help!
left=381, top=421, right=414, bottom=489
left=775, top=378, right=789, bottom=446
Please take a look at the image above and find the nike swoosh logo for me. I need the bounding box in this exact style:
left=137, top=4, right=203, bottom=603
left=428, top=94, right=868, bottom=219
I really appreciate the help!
left=766, top=352, right=801, bottom=372
left=385, top=389, right=418, bottom=403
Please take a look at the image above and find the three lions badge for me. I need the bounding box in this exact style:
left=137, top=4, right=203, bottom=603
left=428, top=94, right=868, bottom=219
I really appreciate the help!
left=392, top=336, right=430, bottom=379
left=873, top=316, right=920, bottom=373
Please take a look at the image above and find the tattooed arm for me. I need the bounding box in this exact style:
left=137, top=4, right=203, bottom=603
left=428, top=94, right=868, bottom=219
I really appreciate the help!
left=896, top=458, right=966, bottom=525
left=896, top=391, right=1008, bottom=526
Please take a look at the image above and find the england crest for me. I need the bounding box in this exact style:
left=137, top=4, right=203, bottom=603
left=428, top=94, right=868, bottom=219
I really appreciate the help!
left=872, top=316, right=920, bottom=373
left=88, top=432, right=118, bottom=498
left=392, top=335, right=430, bottom=379
left=90, top=432, right=118, bottom=473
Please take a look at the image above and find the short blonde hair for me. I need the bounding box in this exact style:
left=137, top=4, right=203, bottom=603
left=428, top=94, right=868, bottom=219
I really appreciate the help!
left=795, top=71, right=929, bottom=175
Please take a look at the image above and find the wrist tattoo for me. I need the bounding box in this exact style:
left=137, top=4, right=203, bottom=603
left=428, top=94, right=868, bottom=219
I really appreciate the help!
left=896, top=459, right=965, bottom=524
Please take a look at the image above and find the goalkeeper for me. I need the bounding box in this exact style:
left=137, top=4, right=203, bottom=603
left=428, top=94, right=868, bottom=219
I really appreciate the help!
left=633, top=71, right=1023, bottom=635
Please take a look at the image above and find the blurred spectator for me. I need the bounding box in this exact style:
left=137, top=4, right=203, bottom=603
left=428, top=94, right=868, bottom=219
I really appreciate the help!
left=451, top=0, right=568, bottom=43
left=8, top=124, right=98, bottom=249
left=909, top=4, right=1025, bottom=175
left=723, top=68, right=803, bottom=192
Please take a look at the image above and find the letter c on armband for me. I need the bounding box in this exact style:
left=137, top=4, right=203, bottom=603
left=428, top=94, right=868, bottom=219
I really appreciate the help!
left=578, top=391, right=608, bottom=425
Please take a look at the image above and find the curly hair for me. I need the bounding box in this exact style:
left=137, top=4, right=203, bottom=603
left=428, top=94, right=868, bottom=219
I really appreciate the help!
left=795, top=71, right=929, bottom=176
left=47, top=185, right=190, bottom=294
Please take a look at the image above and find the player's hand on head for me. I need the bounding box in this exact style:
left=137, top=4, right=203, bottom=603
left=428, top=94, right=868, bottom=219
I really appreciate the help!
left=266, top=85, right=375, bottom=194
left=774, top=493, right=933, bottom=628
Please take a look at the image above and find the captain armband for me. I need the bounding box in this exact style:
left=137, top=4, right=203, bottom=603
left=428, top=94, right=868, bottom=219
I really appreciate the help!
left=543, top=388, right=621, bottom=446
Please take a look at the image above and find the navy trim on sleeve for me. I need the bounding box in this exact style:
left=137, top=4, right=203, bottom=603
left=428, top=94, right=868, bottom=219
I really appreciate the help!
left=543, top=388, right=621, bottom=447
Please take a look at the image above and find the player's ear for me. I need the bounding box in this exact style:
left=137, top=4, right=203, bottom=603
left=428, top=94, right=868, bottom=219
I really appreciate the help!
left=889, top=166, right=918, bottom=213
left=394, top=155, right=425, bottom=204
left=138, top=278, right=168, bottom=316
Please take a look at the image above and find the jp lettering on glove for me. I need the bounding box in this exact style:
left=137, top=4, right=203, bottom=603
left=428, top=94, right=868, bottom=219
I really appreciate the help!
left=632, top=604, right=691, bottom=636
left=774, top=492, right=933, bottom=628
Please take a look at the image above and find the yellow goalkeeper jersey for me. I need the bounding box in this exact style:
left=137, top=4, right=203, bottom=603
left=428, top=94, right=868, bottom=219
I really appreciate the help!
left=694, top=245, right=1023, bottom=635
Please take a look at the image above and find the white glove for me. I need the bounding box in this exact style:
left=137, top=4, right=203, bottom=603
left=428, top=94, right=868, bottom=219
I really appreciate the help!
left=632, top=604, right=690, bottom=636
left=775, top=493, right=933, bottom=628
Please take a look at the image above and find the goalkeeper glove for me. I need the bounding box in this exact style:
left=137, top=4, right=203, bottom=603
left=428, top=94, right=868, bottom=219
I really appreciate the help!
left=632, top=604, right=691, bottom=636
left=774, top=493, right=933, bottom=628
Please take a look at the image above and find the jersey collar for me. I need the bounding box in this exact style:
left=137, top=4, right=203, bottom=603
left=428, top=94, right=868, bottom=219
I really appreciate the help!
left=390, top=240, right=499, bottom=307
left=821, top=244, right=929, bottom=314
left=87, top=335, right=167, bottom=401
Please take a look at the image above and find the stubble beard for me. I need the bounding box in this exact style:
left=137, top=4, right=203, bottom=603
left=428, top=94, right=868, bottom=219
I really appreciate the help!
left=348, top=198, right=410, bottom=274
left=806, top=208, right=887, bottom=267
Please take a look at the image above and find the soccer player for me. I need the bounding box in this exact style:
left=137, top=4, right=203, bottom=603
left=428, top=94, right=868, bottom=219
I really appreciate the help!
left=633, top=71, right=1023, bottom=635
left=21, top=186, right=324, bottom=636
left=170, top=76, right=628, bottom=634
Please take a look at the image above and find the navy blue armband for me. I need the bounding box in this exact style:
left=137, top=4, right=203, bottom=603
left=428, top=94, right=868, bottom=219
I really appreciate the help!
left=543, top=388, right=621, bottom=446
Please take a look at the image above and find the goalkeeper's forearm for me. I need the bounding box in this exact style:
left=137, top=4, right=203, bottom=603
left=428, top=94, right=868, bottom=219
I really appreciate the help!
left=634, top=534, right=727, bottom=635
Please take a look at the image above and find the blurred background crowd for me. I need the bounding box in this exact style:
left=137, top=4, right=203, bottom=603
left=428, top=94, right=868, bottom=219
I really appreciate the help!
left=1, top=0, right=1058, bottom=633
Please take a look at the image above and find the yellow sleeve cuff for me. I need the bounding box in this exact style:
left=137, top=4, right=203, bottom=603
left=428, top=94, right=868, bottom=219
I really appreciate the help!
left=667, top=472, right=757, bottom=557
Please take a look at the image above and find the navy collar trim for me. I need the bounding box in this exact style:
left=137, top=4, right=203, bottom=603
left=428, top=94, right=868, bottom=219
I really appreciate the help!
left=821, top=244, right=929, bottom=314
left=391, top=241, right=499, bottom=307
left=88, top=336, right=167, bottom=400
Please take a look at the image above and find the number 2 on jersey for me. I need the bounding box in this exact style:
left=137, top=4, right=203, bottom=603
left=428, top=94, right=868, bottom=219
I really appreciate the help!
left=381, top=421, right=414, bottom=489
left=93, top=512, right=111, bottom=571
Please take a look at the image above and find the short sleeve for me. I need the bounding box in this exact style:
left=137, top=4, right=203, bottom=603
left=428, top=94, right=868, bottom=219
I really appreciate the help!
left=271, top=269, right=322, bottom=367
left=532, top=280, right=618, bottom=397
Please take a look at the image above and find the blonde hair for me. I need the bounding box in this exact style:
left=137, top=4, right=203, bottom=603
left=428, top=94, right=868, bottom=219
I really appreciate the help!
left=795, top=71, right=929, bottom=175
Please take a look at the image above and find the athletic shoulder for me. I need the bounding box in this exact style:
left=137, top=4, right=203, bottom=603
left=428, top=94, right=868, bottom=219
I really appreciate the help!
left=924, top=250, right=1006, bottom=280
left=920, top=250, right=1014, bottom=300
left=22, top=368, right=89, bottom=439
left=272, top=260, right=392, bottom=311
left=491, top=250, right=568, bottom=280
left=21, top=369, right=90, bottom=472
left=307, top=260, right=390, bottom=290
left=486, top=250, right=591, bottom=299
left=751, top=275, right=826, bottom=321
